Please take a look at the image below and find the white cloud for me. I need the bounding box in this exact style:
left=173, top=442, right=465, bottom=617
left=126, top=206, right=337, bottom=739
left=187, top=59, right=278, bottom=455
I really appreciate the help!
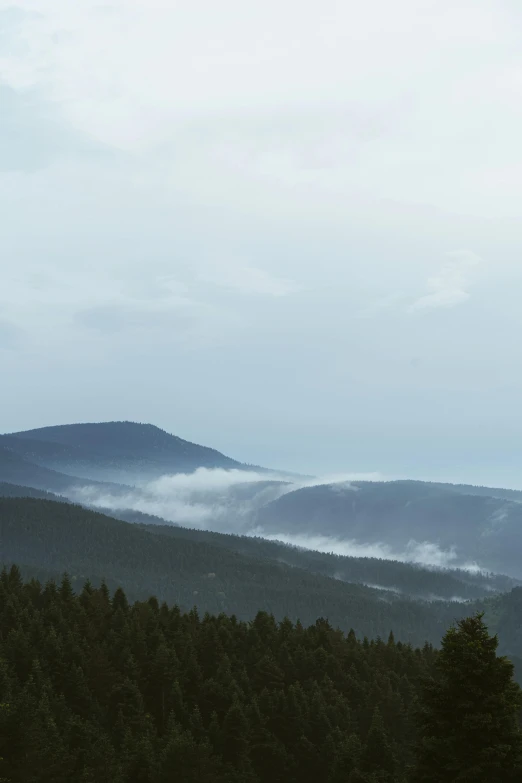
left=410, top=250, right=484, bottom=311
left=255, top=532, right=482, bottom=571
left=71, top=467, right=292, bottom=528
left=1, top=1, right=522, bottom=216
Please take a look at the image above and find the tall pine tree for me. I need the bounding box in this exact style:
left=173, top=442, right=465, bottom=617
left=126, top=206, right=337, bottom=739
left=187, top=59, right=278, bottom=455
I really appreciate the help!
left=412, top=613, right=522, bottom=782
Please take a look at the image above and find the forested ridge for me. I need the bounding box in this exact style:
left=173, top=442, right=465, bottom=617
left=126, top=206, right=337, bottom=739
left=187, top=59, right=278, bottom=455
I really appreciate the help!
left=0, top=498, right=471, bottom=646
left=1, top=567, right=521, bottom=782
left=4, top=497, right=522, bottom=658
left=2, top=497, right=522, bottom=780
left=138, top=522, right=518, bottom=601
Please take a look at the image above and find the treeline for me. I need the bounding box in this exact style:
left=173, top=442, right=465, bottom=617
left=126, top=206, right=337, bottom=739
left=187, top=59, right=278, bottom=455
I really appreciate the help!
left=1, top=568, right=521, bottom=782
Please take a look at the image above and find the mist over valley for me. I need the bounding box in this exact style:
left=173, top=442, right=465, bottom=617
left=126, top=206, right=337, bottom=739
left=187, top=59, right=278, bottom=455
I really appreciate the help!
left=3, top=420, right=522, bottom=585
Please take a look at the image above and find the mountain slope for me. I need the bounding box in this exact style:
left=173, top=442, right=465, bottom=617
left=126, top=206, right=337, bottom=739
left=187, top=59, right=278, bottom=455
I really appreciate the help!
left=3, top=421, right=244, bottom=481
left=0, top=447, right=97, bottom=493
left=133, top=522, right=519, bottom=602
left=0, top=496, right=466, bottom=646
left=254, top=480, right=522, bottom=577
left=0, top=481, right=68, bottom=501
left=0, top=446, right=132, bottom=497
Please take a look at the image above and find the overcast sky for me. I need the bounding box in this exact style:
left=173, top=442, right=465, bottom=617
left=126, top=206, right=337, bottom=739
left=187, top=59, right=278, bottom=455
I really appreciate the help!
left=1, top=0, right=522, bottom=485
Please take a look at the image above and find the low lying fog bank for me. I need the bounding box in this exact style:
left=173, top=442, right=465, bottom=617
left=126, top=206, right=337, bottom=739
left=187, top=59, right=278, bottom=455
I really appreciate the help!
left=69, top=467, right=383, bottom=530
left=248, top=531, right=483, bottom=572
left=69, top=467, right=484, bottom=573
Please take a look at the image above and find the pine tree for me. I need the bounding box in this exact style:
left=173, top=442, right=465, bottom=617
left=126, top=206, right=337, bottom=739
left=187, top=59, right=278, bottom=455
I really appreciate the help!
left=412, top=612, right=522, bottom=782
left=360, top=707, right=395, bottom=779
left=222, top=698, right=249, bottom=764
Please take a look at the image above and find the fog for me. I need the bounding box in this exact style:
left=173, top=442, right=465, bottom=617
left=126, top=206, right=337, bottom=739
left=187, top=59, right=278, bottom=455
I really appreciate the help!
left=254, top=533, right=482, bottom=573
left=70, top=467, right=481, bottom=571
left=71, top=467, right=382, bottom=528
left=72, top=468, right=292, bottom=528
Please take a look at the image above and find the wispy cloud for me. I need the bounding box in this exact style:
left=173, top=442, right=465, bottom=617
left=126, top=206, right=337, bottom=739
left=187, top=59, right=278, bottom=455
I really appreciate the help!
left=254, top=532, right=482, bottom=571
left=410, top=250, right=483, bottom=312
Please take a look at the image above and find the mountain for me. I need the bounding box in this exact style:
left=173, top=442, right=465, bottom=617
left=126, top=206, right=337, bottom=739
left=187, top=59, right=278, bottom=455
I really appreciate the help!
left=134, top=522, right=519, bottom=603
left=0, top=446, right=97, bottom=494
left=254, top=479, right=522, bottom=577
left=54, top=499, right=522, bottom=600
left=0, top=481, right=69, bottom=501
left=1, top=496, right=468, bottom=647
left=0, top=445, right=132, bottom=497
left=2, top=421, right=245, bottom=482
left=5, top=420, right=522, bottom=580
left=4, top=494, right=522, bottom=655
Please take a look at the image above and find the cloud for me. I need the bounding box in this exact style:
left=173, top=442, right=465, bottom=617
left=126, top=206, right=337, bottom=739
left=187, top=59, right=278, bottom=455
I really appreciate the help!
left=70, top=468, right=387, bottom=529
left=409, top=250, right=484, bottom=311
left=1, top=260, right=238, bottom=352
left=67, top=468, right=487, bottom=574
left=199, top=264, right=300, bottom=297
left=0, top=318, right=24, bottom=350
left=1, top=0, right=522, bottom=482
left=0, top=84, right=112, bottom=172
left=254, top=532, right=482, bottom=571
left=71, top=467, right=293, bottom=528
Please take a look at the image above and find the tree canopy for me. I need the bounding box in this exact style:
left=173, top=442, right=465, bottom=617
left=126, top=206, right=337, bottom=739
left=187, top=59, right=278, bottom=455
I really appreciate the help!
left=412, top=613, right=522, bottom=782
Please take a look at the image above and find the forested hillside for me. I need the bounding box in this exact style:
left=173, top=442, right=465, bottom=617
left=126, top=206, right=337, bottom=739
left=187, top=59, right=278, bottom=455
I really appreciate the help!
left=0, top=482, right=67, bottom=501
left=0, top=498, right=462, bottom=646
left=1, top=568, right=520, bottom=782
left=141, top=523, right=518, bottom=601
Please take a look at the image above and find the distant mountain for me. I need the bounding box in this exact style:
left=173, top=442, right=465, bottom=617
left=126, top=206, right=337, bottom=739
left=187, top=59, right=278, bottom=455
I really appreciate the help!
left=0, top=446, right=97, bottom=494
left=2, top=421, right=245, bottom=482
left=0, top=445, right=132, bottom=496
left=5, top=421, right=522, bottom=580
left=254, top=479, right=522, bottom=578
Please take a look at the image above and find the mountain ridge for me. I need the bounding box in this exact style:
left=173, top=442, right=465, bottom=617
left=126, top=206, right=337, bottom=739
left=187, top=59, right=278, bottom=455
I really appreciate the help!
left=2, top=421, right=253, bottom=482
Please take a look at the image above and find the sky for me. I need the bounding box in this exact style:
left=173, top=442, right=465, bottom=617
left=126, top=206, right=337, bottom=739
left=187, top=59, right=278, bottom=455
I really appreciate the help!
left=1, top=0, right=522, bottom=485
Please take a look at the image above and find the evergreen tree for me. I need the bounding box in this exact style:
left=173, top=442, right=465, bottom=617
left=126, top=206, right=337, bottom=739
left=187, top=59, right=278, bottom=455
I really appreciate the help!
left=3, top=563, right=520, bottom=783
left=360, top=707, right=395, bottom=778
left=412, top=613, right=522, bottom=782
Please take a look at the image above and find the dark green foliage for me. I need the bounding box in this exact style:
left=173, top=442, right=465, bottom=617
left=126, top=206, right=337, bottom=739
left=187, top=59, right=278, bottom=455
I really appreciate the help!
left=143, top=523, right=518, bottom=601
left=0, top=567, right=428, bottom=781
left=1, top=569, right=521, bottom=781
left=412, top=613, right=522, bottom=782
left=0, top=483, right=67, bottom=502
left=1, top=498, right=473, bottom=647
